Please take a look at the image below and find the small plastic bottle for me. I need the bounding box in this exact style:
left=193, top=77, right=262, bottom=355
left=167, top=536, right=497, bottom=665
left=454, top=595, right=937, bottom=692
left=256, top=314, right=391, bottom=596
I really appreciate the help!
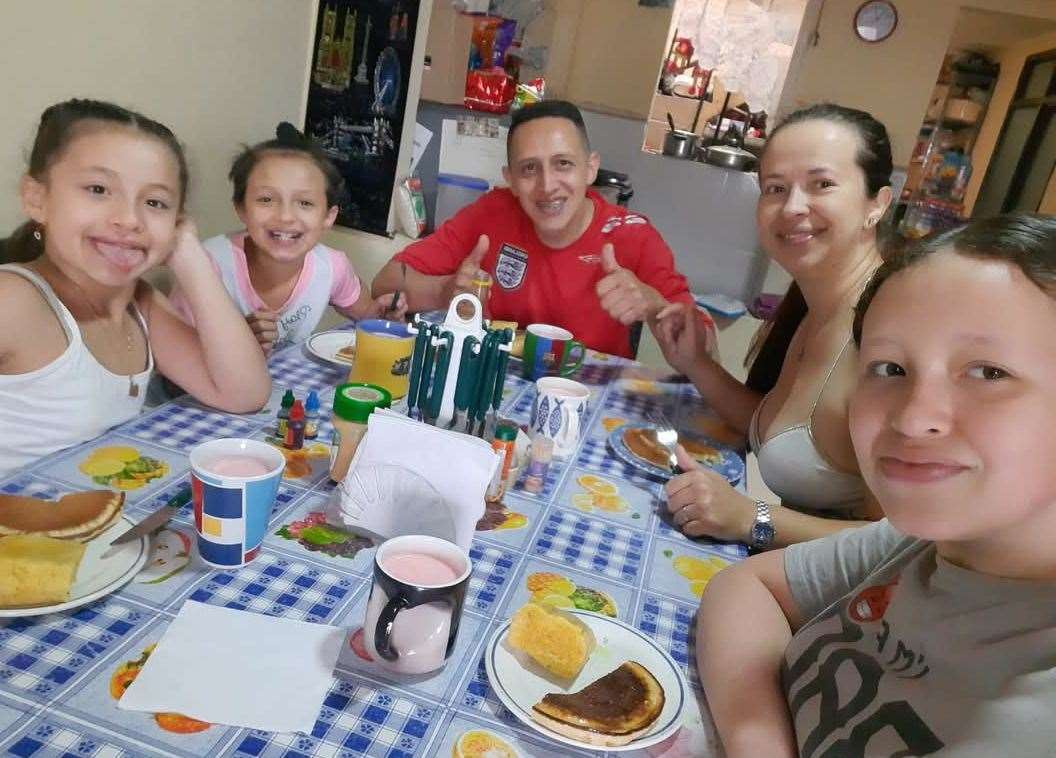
left=304, top=391, right=320, bottom=440
left=284, top=400, right=306, bottom=450
left=486, top=425, right=518, bottom=501
left=276, top=390, right=295, bottom=438
left=523, top=434, right=554, bottom=494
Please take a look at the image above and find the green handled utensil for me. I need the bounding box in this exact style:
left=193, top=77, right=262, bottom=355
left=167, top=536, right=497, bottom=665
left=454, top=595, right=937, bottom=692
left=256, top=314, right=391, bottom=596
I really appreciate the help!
left=470, top=331, right=499, bottom=437
left=406, top=322, right=430, bottom=419
left=426, top=331, right=454, bottom=424
left=416, top=323, right=439, bottom=421
left=484, top=328, right=513, bottom=437
left=450, top=336, right=480, bottom=430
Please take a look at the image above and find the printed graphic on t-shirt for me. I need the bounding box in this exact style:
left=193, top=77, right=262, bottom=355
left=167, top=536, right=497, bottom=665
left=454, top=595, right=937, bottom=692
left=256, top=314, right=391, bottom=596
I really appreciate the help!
left=783, top=574, right=944, bottom=757
left=600, top=214, right=646, bottom=234
left=495, top=243, right=529, bottom=290
left=273, top=304, right=314, bottom=352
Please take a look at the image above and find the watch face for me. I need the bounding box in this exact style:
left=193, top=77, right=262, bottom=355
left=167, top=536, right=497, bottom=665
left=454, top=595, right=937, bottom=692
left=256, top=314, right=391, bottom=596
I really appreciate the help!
left=751, top=521, right=776, bottom=547
left=855, top=1, right=897, bottom=43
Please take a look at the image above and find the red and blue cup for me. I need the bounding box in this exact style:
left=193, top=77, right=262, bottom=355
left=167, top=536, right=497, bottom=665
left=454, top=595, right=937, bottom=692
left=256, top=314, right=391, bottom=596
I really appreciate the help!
left=188, top=438, right=286, bottom=569
left=520, top=324, right=586, bottom=381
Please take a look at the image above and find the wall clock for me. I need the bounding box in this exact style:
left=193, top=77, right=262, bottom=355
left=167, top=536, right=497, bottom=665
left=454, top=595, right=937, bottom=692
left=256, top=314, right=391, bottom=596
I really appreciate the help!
left=854, top=0, right=898, bottom=44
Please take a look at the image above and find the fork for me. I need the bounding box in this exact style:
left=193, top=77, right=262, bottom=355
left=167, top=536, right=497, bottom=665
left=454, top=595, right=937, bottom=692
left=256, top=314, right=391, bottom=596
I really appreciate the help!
left=647, top=410, right=684, bottom=475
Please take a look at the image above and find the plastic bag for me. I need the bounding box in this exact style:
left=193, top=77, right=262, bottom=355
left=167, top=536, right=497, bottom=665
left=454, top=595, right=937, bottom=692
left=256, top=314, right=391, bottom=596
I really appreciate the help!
left=464, top=67, right=516, bottom=113
left=512, top=76, right=545, bottom=111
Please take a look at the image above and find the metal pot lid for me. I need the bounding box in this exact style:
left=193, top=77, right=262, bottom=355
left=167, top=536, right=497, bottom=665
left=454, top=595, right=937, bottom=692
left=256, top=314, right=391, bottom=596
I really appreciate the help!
left=706, top=144, right=754, bottom=158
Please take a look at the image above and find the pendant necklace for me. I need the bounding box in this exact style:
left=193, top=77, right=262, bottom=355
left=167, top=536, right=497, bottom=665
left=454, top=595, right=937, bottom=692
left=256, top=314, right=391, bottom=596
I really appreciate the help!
left=66, top=277, right=141, bottom=398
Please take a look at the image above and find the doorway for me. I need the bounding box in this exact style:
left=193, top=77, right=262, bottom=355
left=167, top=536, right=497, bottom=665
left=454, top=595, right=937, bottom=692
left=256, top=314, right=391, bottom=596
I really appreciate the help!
left=975, top=50, right=1056, bottom=215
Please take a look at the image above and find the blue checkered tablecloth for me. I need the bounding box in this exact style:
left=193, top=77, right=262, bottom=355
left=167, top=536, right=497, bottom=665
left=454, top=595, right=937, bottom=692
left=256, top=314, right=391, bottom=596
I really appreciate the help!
left=0, top=339, right=745, bottom=757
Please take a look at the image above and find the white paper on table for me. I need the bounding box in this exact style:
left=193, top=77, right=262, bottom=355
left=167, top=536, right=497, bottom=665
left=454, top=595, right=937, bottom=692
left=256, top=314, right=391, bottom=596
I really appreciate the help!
left=119, top=601, right=345, bottom=734
left=409, top=122, right=433, bottom=176
left=438, top=118, right=508, bottom=189
left=332, top=409, right=496, bottom=551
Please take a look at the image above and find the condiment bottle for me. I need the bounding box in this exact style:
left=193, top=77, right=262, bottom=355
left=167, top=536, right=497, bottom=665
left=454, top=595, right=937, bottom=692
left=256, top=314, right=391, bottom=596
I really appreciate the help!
left=304, top=391, right=320, bottom=440
left=523, top=434, right=553, bottom=494
left=276, top=390, right=295, bottom=438
left=329, top=382, right=392, bottom=482
left=284, top=400, right=306, bottom=450
left=486, top=425, right=517, bottom=501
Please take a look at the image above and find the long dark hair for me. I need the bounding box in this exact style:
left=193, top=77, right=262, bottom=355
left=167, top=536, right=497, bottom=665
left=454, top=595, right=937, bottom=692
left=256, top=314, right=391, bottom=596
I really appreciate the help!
left=745, top=103, right=894, bottom=395
left=228, top=122, right=346, bottom=208
left=3, top=99, right=189, bottom=264
left=854, top=213, right=1056, bottom=343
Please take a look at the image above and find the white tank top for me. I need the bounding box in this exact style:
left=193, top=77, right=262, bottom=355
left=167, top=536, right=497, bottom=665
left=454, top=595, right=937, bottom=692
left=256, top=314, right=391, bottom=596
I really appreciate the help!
left=0, top=265, right=153, bottom=478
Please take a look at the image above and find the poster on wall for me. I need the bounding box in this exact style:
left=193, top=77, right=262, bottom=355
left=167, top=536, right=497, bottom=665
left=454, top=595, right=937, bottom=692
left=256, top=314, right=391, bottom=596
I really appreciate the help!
left=305, top=0, right=421, bottom=236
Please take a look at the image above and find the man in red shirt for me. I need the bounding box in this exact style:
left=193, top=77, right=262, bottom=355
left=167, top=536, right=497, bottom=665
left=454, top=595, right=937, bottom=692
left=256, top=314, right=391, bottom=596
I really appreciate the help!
left=372, top=100, right=713, bottom=359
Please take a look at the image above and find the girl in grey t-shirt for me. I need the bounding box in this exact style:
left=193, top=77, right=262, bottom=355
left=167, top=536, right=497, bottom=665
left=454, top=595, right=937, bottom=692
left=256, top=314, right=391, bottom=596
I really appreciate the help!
left=694, top=213, right=1056, bottom=758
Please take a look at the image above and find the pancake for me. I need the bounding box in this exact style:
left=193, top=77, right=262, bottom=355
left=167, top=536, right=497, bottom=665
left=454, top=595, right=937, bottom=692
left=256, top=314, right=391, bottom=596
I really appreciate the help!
left=531, top=661, right=665, bottom=747
left=0, top=490, right=124, bottom=542
left=622, top=428, right=671, bottom=470
left=681, top=438, right=723, bottom=467
left=335, top=344, right=356, bottom=364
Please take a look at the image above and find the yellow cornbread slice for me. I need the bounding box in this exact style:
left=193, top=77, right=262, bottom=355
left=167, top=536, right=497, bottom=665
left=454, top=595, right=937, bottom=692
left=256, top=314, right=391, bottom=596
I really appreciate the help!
left=0, top=534, right=86, bottom=607
left=508, top=603, right=594, bottom=680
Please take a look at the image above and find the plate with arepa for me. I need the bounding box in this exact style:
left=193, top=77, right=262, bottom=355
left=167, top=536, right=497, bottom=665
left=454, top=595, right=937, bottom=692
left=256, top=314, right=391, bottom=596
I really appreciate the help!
left=0, top=490, right=149, bottom=617
left=306, top=330, right=357, bottom=366
left=485, top=608, right=688, bottom=751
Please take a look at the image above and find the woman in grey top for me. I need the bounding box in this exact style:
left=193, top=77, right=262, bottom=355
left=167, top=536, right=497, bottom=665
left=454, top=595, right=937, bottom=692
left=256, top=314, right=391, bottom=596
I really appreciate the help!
left=695, top=213, right=1056, bottom=757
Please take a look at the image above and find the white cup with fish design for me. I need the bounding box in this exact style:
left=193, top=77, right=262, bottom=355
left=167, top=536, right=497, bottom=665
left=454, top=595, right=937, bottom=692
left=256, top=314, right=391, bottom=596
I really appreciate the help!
left=531, top=377, right=590, bottom=459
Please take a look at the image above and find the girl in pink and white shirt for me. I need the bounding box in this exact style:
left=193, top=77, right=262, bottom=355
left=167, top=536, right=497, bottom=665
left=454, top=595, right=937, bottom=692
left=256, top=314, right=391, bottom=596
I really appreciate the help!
left=174, top=123, right=406, bottom=353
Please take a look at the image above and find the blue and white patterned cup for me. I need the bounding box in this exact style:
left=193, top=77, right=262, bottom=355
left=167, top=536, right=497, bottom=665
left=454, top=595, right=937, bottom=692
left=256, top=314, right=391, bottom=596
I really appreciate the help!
left=530, top=377, right=589, bottom=459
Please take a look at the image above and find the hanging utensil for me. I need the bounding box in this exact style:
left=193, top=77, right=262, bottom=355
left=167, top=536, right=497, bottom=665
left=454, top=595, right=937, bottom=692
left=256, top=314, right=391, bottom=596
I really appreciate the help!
left=416, top=323, right=439, bottom=422
left=449, top=336, right=481, bottom=430
left=666, top=112, right=677, bottom=134
left=406, top=322, right=430, bottom=419
left=484, top=329, right=513, bottom=439
left=426, top=331, right=453, bottom=425
left=468, top=331, right=499, bottom=436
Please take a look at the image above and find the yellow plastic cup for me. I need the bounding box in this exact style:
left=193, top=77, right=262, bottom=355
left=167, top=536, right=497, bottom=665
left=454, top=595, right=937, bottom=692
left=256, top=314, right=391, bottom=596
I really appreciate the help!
left=347, top=320, right=414, bottom=399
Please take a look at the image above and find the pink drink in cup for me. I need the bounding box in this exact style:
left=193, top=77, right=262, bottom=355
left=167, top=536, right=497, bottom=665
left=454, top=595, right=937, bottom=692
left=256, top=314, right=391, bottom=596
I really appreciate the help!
left=204, top=456, right=272, bottom=477
left=363, top=535, right=471, bottom=674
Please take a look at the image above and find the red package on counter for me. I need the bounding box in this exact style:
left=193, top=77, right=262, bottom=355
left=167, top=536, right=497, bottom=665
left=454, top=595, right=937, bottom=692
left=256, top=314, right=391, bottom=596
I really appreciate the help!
left=464, top=67, right=515, bottom=114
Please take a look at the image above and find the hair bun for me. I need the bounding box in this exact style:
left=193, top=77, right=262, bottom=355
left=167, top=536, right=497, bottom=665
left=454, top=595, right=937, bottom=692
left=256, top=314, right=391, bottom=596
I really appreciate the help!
left=275, top=121, right=304, bottom=145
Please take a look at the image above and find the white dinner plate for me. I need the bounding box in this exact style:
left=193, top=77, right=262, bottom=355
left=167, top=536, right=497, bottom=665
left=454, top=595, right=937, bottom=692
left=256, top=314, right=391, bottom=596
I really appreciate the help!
left=484, top=609, right=688, bottom=752
left=306, top=330, right=357, bottom=367
left=0, top=515, right=149, bottom=618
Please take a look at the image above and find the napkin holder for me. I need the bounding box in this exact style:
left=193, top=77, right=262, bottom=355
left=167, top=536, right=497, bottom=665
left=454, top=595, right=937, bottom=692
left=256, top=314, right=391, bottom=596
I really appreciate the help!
left=329, top=410, right=496, bottom=551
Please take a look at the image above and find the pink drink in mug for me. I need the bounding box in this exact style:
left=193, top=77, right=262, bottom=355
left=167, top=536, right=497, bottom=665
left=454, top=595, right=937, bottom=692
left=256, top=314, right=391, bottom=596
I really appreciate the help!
left=362, top=535, right=471, bottom=675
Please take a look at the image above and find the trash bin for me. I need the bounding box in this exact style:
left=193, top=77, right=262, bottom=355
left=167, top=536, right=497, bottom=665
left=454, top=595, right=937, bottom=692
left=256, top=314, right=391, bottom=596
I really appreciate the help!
left=434, top=173, right=490, bottom=229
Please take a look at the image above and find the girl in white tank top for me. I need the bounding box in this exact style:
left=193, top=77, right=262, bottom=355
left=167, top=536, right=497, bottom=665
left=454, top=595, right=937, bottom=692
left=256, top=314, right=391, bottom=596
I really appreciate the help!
left=0, top=265, right=152, bottom=475
left=0, top=98, right=272, bottom=479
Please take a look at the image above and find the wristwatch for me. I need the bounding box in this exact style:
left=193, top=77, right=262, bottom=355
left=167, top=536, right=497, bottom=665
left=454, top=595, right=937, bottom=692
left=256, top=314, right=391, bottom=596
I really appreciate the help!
left=749, top=500, right=775, bottom=549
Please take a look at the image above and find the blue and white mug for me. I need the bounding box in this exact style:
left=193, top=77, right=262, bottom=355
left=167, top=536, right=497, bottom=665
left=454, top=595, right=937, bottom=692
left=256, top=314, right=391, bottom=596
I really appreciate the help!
left=530, top=377, right=590, bottom=459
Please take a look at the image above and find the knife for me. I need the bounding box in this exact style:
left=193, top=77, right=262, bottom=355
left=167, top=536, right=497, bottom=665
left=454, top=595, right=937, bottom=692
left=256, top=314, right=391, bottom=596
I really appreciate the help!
left=108, top=487, right=191, bottom=549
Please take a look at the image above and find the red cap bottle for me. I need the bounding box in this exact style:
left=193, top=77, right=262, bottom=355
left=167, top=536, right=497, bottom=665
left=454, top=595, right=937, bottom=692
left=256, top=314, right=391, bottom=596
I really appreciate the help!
left=284, top=400, right=306, bottom=450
